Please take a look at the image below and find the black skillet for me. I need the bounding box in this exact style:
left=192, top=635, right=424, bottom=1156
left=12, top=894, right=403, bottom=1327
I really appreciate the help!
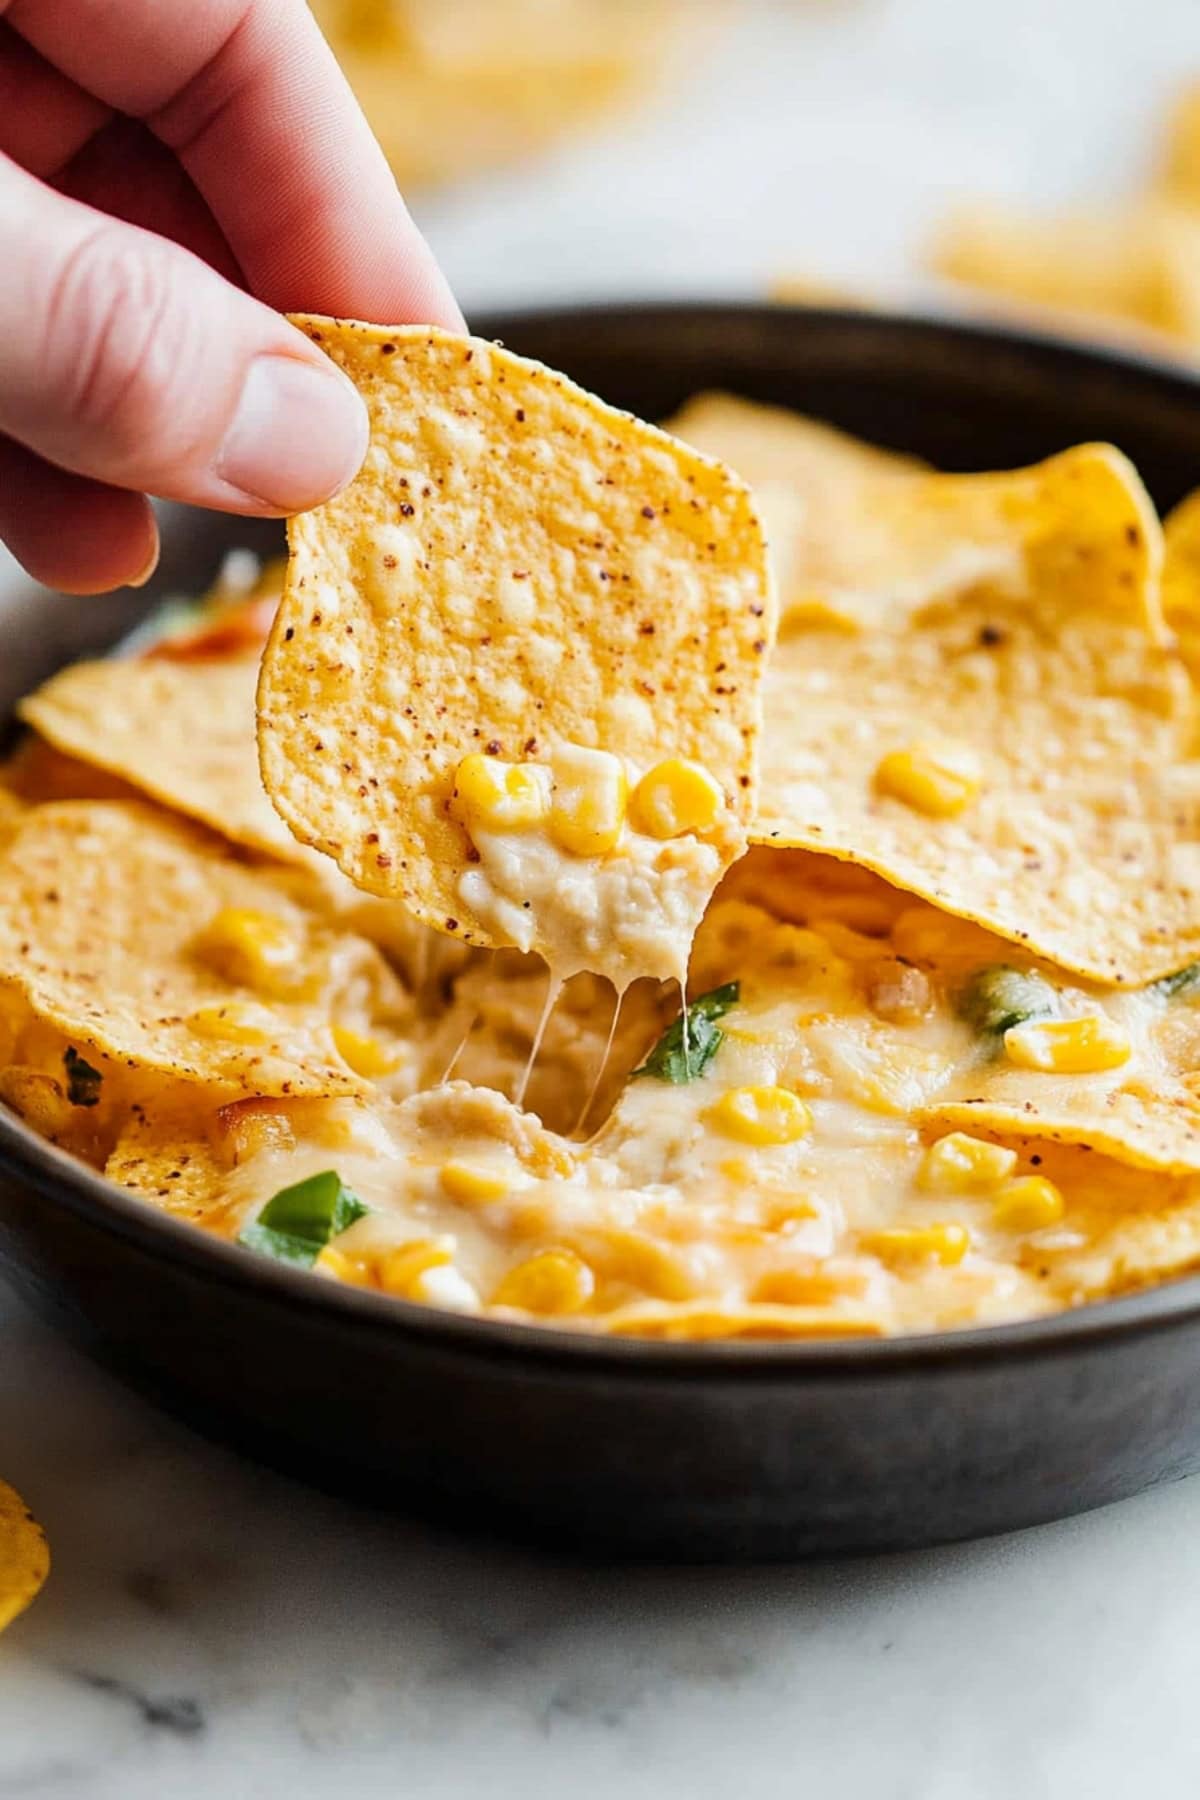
left=2, top=303, right=1200, bottom=1561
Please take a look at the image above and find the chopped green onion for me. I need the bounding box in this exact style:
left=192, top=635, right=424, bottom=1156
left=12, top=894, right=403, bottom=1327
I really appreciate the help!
left=238, top=1170, right=368, bottom=1268
left=1151, top=961, right=1200, bottom=999
left=958, top=965, right=1057, bottom=1037
left=632, top=981, right=740, bottom=1084
left=63, top=1047, right=102, bottom=1108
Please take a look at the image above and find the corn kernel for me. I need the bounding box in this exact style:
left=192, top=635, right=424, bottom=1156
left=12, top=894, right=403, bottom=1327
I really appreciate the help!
left=708, top=1085, right=813, bottom=1146
left=874, top=744, right=981, bottom=818
left=548, top=744, right=626, bottom=857
left=452, top=753, right=547, bottom=834
left=196, top=906, right=305, bottom=999
left=440, top=1159, right=511, bottom=1204
left=379, top=1236, right=455, bottom=1298
left=332, top=1024, right=398, bottom=1079
left=492, top=1247, right=595, bottom=1315
left=628, top=758, right=724, bottom=839
left=1004, top=1015, right=1130, bottom=1073
left=920, top=1131, right=1018, bottom=1193
left=315, top=1246, right=371, bottom=1285
left=186, top=1002, right=272, bottom=1045
left=861, top=1222, right=970, bottom=1266
left=992, top=1176, right=1066, bottom=1233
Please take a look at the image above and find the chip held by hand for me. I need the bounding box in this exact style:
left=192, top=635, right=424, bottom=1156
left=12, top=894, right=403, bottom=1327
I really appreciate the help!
left=257, top=320, right=774, bottom=987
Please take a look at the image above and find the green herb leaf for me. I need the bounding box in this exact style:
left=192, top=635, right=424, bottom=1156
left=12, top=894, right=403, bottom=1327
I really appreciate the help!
left=958, top=965, right=1057, bottom=1038
left=1151, top=961, right=1200, bottom=999
left=63, top=1047, right=103, bottom=1108
left=632, top=981, right=740, bottom=1084
left=238, top=1170, right=369, bottom=1268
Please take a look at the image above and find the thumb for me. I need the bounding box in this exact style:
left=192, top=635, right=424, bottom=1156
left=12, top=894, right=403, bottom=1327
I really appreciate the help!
left=0, top=153, right=369, bottom=515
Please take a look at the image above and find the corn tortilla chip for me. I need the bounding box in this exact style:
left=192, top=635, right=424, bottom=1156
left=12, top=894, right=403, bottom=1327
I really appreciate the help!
left=666, top=391, right=922, bottom=616
left=686, top=424, right=1194, bottom=985
left=311, top=0, right=696, bottom=191
left=258, top=320, right=773, bottom=953
left=19, top=657, right=300, bottom=861
left=0, top=802, right=409, bottom=1098
left=929, top=201, right=1200, bottom=354
left=0, top=1481, right=48, bottom=1634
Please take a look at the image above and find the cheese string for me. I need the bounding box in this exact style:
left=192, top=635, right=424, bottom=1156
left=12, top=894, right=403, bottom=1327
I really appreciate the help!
left=514, top=969, right=562, bottom=1109
left=574, top=984, right=624, bottom=1139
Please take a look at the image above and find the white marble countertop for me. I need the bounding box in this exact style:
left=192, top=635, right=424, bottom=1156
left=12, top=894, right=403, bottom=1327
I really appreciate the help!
left=5, top=1, right=1200, bottom=1793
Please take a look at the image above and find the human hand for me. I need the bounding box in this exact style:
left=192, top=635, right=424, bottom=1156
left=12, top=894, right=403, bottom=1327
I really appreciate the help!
left=0, top=0, right=463, bottom=592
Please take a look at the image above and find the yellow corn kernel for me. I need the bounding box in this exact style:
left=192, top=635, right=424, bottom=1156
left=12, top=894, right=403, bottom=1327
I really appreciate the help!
left=440, top=1159, right=511, bottom=1205
left=452, top=753, right=547, bottom=834
left=628, top=758, right=724, bottom=839
left=708, top=1085, right=813, bottom=1147
left=186, top=1002, right=272, bottom=1045
left=548, top=744, right=626, bottom=857
left=992, top=1176, right=1066, bottom=1233
left=332, top=1024, right=397, bottom=1079
left=315, top=1246, right=371, bottom=1285
left=920, top=1131, right=1018, bottom=1193
left=197, top=906, right=304, bottom=999
left=874, top=744, right=981, bottom=818
left=861, top=1222, right=970, bottom=1266
left=1003, top=1015, right=1131, bottom=1073
left=379, top=1236, right=455, bottom=1298
left=492, top=1247, right=595, bottom=1315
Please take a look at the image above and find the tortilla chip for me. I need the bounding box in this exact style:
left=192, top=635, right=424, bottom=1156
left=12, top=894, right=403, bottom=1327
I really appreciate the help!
left=0, top=801, right=410, bottom=1098
left=19, top=657, right=301, bottom=861
left=105, top=1105, right=230, bottom=1223
left=1157, top=79, right=1200, bottom=208
left=1164, top=488, right=1200, bottom=699
left=725, top=435, right=1193, bottom=986
left=929, top=201, right=1200, bottom=353
left=311, top=0, right=696, bottom=191
left=258, top=320, right=773, bottom=945
left=0, top=1481, right=48, bottom=1634
left=666, top=391, right=922, bottom=615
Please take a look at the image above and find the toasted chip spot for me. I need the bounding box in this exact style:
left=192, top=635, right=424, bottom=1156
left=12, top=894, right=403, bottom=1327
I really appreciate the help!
left=629, top=758, right=724, bottom=839
left=1004, top=1015, right=1132, bottom=1073
left=875, top=744, right=982, bottom=819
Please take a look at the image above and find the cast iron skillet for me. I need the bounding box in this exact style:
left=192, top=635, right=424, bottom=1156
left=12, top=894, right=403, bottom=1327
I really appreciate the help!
left=3, top=303, right=1200, bottom=1562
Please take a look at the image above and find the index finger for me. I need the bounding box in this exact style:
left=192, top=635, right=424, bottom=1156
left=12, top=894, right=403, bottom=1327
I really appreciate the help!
left=3, top=0, right=463, bottom=327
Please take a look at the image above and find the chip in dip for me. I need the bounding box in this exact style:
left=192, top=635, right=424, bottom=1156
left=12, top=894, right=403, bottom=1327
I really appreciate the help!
left=258, top=320, right=774, bottom=1001
left=668, top=398, right=1198, bottom=987
left=9, top=382, right=1200, bottom=1343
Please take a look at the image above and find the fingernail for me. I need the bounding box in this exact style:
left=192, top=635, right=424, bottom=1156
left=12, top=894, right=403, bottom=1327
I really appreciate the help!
left=217, top=355, right=369, bottom=511
left=127, top=531, right=161, bottom=589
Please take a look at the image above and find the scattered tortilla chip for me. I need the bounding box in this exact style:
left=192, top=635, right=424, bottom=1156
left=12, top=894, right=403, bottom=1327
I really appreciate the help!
left=311, top=0, right=697, bottom=191
left=0, top=1480, right=48, bottom=1634
left=1157, top=79, right=1200, bottom=208
left=0, top=802, right=409, bottom=1098
left=666, top=391, right=922, bottom=621
left=1164, top=488, right=1200, bottom=698
left=258, top=320, right=772, bottom=952
left=105, top=1104, right=231, bottom=1223
left=19, top=658, right=300, bottom=861
left=930, top=201, right=1200, bottom=352
left=698, top=428, right=1194, bottom=986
